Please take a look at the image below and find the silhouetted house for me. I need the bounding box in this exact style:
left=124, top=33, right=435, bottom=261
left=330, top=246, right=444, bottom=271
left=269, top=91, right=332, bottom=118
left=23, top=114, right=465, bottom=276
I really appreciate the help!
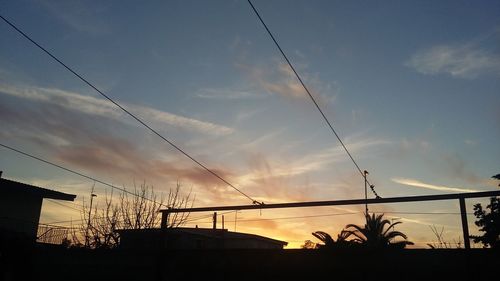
left=117, top=228, right=288, bottom=250
left=0, top=172, right=76, bottom=242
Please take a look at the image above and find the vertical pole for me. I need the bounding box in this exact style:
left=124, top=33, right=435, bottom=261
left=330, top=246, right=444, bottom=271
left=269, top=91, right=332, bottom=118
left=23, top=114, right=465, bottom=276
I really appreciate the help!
left=222, top=215, right=225, bottom=230
left=234, top=211, right=238, bottom=232
left=364, top=170, right=368, bottom=215
left=161, top=211, right=170, bottom=229
left=85, top=186, right=96, bottom=248
left=459, top=197, right=470, bottom=249
left=213, top=212, right=217, bottom=230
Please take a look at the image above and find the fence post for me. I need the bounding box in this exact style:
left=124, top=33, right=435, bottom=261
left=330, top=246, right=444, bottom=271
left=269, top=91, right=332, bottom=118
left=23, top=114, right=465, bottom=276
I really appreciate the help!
left=459, top=197, right=470, bottom=249
left=213, top=212, right=217, bottom=230
left=161, top=211, right=170, bottom=228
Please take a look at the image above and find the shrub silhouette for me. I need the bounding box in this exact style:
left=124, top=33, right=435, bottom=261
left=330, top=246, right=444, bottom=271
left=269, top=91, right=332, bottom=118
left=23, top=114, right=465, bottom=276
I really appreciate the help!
left=312, top=213, right=413, bottom=250
left=470, top=174, right=500, bottom=249
left=345, top=213, right=413, bottom=249
left=471, top=197, right=499, bottom=249
left=312, top=230, right=354, bottom=249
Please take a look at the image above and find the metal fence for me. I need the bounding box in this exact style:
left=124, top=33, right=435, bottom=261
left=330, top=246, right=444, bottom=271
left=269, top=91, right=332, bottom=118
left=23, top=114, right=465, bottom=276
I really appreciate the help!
left=37, top=224, right=69, bottom=244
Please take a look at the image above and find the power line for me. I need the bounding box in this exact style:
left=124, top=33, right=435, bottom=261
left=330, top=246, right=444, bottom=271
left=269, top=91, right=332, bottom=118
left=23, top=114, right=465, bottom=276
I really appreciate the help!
left=43, top=209, right=474, bottom=229
left=46, top=198, right=86, bottom=209
left=184, top=210, right=238, bottom=223
left=246, top=0, right=380, bottom=198
left=185, top=210, right=475, bottom=224
left=192, top=211, right=361, bottom=224
left=42, top=214, right=129, bottom=226
left=0, top=144, right=197, bottom=227
left=383, top=211, right=473, bottom=215
left=45, top=199, right=82, bottom=212
left=0, top=13, right=260, bottom=205
left=41, top=218, right=85, bottom=225
left=236, top=211, right=360, bottom=222
left=0, top=215, right=76, bottom=230
left=0, top=142, right=167, bottom=208
left=187, top=211, right=363, bottom=224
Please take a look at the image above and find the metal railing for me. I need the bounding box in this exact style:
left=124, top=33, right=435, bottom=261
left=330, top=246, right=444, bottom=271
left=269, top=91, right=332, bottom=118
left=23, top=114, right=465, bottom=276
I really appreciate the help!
left=37, top=224, right=69, bottom=244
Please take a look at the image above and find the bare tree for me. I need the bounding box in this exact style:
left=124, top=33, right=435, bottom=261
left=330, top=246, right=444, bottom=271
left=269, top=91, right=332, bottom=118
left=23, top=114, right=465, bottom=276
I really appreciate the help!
left=427, top=225, right=463, bottom=249
left=74, top=181, right=193, bottom=249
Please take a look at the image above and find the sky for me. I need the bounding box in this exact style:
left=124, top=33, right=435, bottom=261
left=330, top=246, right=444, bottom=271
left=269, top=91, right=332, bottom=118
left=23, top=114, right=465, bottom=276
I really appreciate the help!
left=0, top=0, right=499, bottom=248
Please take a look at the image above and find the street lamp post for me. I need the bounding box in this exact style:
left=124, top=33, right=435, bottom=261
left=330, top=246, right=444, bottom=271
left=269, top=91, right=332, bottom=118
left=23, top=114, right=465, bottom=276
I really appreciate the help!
left=85, top=191, right=97, bottom=248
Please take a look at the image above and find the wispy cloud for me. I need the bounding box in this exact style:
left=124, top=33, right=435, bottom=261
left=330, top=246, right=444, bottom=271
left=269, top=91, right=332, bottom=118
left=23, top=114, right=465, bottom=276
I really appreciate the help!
left=0, top=83, right=233, bottom=136
left=238, top=129, right=286, bottom=151
left=392, top=178, right=479, bottom=193
left=54, top=137, right=236, bottom=189
left=282, top=137, right=391, bottom=177
left=235, top=136, right=391, bottom=193
left=131, top=104, right=233, bottom=136
left=406, top=31, right=500, bottom=78
left=0, top=90, right=302, bottom=205
left=237, top=62, right=335, bottom=105
left=196, top=88, right=261, bottom=100
left=259, top=63, right=307, bottom=99
left=0, top=101, right=243, bottom=203
left=407, top=46, right=500, bottom=78
left=464, top=139, right=477, bottom=146
left=40, top=0, right=111, bottom=35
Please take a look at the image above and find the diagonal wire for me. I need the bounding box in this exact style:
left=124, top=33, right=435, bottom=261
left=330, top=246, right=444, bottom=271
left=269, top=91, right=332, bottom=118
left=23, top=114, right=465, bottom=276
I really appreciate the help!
left=246, top=0, right=380, bottom=198
left=0, top=14, right=260, bottom=205
left=45, top=199, right=82, bottom=212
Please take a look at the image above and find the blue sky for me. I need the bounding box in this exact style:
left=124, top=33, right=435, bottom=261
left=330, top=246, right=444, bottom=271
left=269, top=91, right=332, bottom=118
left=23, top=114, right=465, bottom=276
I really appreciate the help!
left=1, top=0, right=499, bottom=247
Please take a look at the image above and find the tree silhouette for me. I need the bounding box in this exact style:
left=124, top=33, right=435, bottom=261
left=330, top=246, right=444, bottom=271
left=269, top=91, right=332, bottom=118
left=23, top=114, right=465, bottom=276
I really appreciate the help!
left=470, top=174, right=500, bottom=249
left=301, top=240, right=317, bottom=249
left=312, top=230, right=353, bottom=249
left=74, top=181, right=193, bottom=249
left=345, top=213, right=413, bottom=249
left=492, top=174, right=500, bottom=183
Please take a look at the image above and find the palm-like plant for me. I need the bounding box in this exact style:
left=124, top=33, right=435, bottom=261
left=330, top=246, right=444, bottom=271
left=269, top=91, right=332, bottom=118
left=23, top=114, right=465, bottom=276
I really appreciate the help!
left=312, top=230, right=353, bottom=249
left=345, top=213, right=414, bottom=249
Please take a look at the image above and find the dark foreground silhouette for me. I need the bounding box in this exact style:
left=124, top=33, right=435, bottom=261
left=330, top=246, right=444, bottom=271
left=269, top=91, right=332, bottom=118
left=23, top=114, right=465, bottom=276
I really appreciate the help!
left=1, top=242, right=498, bottom=281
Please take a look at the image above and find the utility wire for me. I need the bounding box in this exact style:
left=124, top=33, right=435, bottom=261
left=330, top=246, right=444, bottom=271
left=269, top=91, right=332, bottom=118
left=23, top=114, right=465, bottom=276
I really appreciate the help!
left=45, top=199, right=82, bottom=212
left=191, top=211, right=361, bottom=224
left=0, top=142, right=167, bottom=208
left=47, top=198, right=86, bottom=209
left=0, top=215, right=75, bottom=229
left=0, top=144, right=197, bottom=227
left=185, top=210, right=473, bottom=224
left=0, top=14, right=260, bottom=205
left=41, top=218, right=85, bottom=225
left=383, top=211, right=472, bottom=215
left=44, top=209, right=471, bottom=228
left=246, top=0, right=379, bottom=198
left=184, top=210, right=237, bottom=223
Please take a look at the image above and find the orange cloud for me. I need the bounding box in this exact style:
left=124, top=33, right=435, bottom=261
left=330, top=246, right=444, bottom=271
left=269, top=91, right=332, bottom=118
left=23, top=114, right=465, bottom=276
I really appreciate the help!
left=236, top=61, right=334, bottom=106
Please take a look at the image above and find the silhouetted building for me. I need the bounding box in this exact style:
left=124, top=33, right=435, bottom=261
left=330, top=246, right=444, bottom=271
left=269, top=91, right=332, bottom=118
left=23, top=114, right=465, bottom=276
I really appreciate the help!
left=117, top=228, right=288, bottom=250
left=0, top=172, right=76, bottom=241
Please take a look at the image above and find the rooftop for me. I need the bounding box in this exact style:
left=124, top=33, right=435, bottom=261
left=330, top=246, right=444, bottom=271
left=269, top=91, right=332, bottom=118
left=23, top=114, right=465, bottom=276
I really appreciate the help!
left=0, top=176, right=76, bottom=201
left=117, top=227, right=288, bottom=246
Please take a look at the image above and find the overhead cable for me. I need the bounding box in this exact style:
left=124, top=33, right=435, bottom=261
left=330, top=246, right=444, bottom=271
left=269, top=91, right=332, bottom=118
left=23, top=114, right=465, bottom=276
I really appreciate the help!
left=246, top=0, right=380, bottom=198
left=0, top=14, right=261, bottom=205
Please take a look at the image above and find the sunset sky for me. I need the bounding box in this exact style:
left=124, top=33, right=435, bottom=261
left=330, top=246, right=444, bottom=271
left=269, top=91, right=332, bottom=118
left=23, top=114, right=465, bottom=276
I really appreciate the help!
left=1, top=0, right=499, bottom=248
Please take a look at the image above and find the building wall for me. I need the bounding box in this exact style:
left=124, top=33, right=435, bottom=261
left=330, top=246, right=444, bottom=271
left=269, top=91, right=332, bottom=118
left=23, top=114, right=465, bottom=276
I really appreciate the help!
left=0, top=189, right=42, bottom=239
